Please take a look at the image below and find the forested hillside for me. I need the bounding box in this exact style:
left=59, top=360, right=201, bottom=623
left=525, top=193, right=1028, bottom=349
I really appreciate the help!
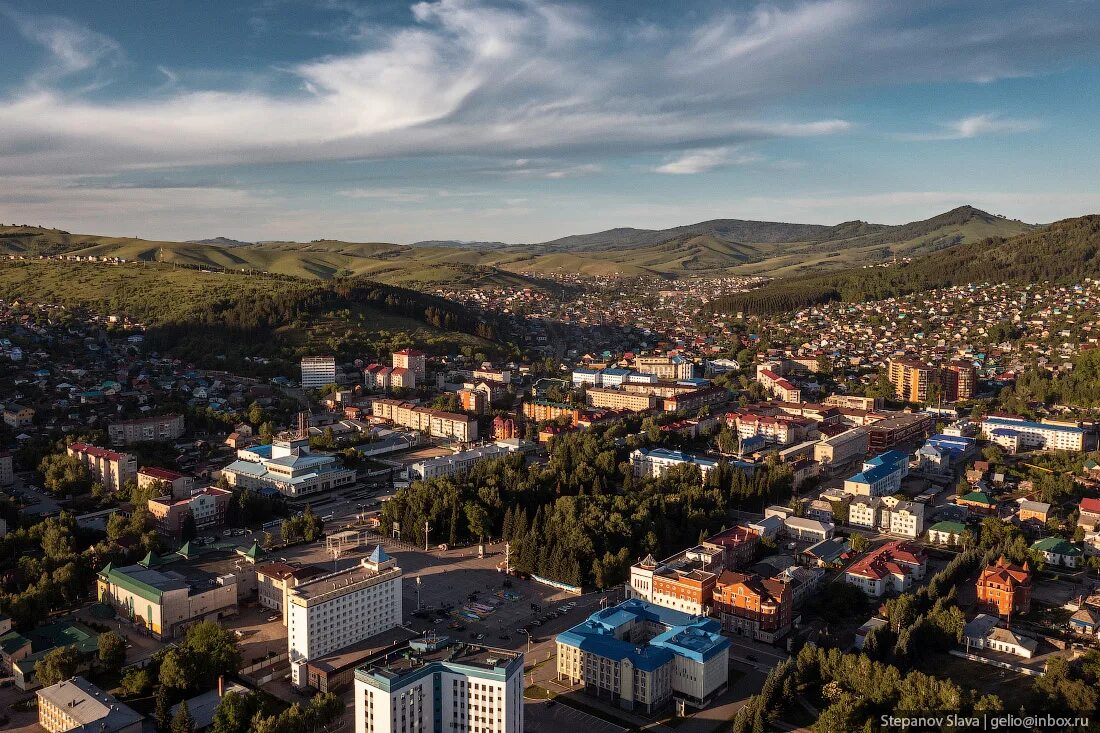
left=709, top=215, right=1100, bottom=316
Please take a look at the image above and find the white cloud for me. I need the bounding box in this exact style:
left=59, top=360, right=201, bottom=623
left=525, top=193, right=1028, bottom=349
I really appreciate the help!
left=653, top=146, right=764, bottom=175
left=3, top=10, right=122, bottom=83
left=902, top=113, right=1040, bottom=141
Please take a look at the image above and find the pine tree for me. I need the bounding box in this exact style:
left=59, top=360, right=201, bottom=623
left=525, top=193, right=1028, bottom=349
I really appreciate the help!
left=171, top=700, right=195, bottom=733
left=154, top=685, right=173, bottom=732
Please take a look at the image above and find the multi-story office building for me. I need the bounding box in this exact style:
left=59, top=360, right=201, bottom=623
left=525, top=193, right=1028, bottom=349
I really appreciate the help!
left=67, top=443, right=137, bottom=492
left=630, top=448, right=717, bottom=480
left=732, top=413, right=814, bottom=446
left=628, top=546, right=722, bottom=615
left=943, top=361, right=977, bottom=401
left=866, top=411, right=934, bottom=449
left=288, top=546, right=403, bottom=688
left=712, top=571, right=793, bottom=643
left=137, top=466, right=195, bottom=498
left=662, top=386, right=730, bottom=413
left=585, top=387, right=656, bottom=412
left=391, top=348, right=427, bottom=378
left=408, top=443, right=515, bottom=481
left=888, top=358, right=937, bottom=402
left=256, top=562, right=328, bottom=624
left=522, top=399, right=581, bottom=426
left=980, top=415, right=1085, bottom=452
left=635, top=355, right=693, bottom=381
left=371, top=399, right=478, bottom=442
left=108, top=414, right=185, bottom=445
left=147, top=486, right=232, bottom=540
left=301, top=356, right=338, bottom=389
left=824, top=395, right=882, bottom=411
left=37, top=677, right=142, bottom=733
left=222, top=432, right=355, bottom=498
left=556, top=599, right=729, bottom=713
left=813, top=427, right=869, bottom=466
left=842, top=450, right=909, bottom=497
left=844, top=541, right=926, bottom=597
left=354, top=637, right=524, bottom=733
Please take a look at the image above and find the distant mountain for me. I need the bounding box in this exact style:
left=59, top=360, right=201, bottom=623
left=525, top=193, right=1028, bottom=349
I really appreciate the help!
left=0, top=206, right=1041, bottom=283
left=707, top=214, right=1100, bottom=316
left=187, top=236, right=252, bottom=247
left=411, top=240, right=510, bottom=250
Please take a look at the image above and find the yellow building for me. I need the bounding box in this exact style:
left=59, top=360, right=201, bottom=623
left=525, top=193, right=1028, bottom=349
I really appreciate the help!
left=887, top=358, right=937, bottom=402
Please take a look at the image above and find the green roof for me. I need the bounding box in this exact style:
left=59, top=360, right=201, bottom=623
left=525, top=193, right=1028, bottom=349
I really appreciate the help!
left=26, top=621, right=99, bottom=655
left=177, top=541, right=196, bottom=559
left=959, top=491, right=995, bottom=505
left=0, top=630, right=30, bottom=655
left=1031, top=537, right=1082, bottom=556
left=239, top=542, right=262, bottom=560
left=99, top=566, right=166, bottom=604
left=928, top=521, right=966, bottom=535
left=138, top=551, right=165, bottom=568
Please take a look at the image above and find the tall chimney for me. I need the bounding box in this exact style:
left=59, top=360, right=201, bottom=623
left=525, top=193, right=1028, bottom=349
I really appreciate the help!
left=218, top=675, right=224, bottom=698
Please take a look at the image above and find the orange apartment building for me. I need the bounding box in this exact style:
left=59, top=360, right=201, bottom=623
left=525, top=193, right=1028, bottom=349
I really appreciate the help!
left=943, top=361, right=977, bottom=401
left=522, top=400, right=581, bottom=427
left=888, top=358, right=937, bottom=403
left=584, top=387, right=656, bottom=412
left=712, top=570, right=793, bottom=642
left=976, top=557, right=1032, bottom=617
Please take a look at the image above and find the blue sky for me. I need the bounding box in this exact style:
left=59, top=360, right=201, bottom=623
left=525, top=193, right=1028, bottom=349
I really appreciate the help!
left=0, top=0, right=1098, bottom=244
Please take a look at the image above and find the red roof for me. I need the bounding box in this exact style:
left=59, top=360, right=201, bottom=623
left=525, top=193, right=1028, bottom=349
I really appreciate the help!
left=139, top=466, right=188, bottom=481
left=393, top=348, right=426, bottom=357
left=1080, top=497, right=1100, bottom=514
left=69, top=442, right=129, bottom=462
left=846, top=540, right=926, bottom=581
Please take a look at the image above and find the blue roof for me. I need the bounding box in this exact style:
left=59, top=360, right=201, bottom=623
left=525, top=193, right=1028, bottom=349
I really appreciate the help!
left=556, top=599, right=728, bottom=671
left=572, top=368, right=598, bottom=375
left=602, top=368, right=632, bottom=376
left=925, top=435, right=975, bottom=456
left=643, top=448, right=718, bottom=468
left=983, top=417, right=1084, bottom=434
left=865, top=450, right=908, bottom=468
left=369, top=545, right=392, bottom=563
left=848, top=463, right=898, bottom=485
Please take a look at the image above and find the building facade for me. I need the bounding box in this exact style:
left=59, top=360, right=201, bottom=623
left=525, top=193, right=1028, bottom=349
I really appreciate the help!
left=371, top=399, right=478, bottom=441
left=976, top=557, right=1032, bottom=616
left=67, top=443, right=137, bottom=492
left=289, top=547, right=403, bottom=688
left=979, top=415, right=1085, bottom=452
left=301, top=356, right=338, bottom=389
left=108, top=414, right=185, bottom=445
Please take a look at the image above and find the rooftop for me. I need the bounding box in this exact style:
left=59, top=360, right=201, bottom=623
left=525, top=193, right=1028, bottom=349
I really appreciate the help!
left=36, top=676, right=143, bottom=732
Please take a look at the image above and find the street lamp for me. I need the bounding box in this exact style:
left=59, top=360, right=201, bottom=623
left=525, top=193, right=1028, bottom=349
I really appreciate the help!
left=415, top=575, right=422, bottom=611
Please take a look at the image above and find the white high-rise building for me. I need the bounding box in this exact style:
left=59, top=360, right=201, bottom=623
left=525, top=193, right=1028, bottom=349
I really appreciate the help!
left=289, top=546, right=403, bottom=687
left=301, top=356, right=338, bottom=389
left=354, top=637, right=524, bottom=733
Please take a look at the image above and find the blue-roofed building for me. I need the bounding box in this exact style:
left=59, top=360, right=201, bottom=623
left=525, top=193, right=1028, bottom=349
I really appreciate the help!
left=556, top=599, right=730, bottom=713
left=600, top=367, right=633, bottom=387
left=571, top=367, right=600, bottom=387
left=980, top=415, right=1085, bottom=452
left=916, top=434, right=976, bottom=473
left=843, top=450, right=909, bottom=497
left=223, top=432, right=354, bottom=498
left=631, top=447, right=718, bottom=480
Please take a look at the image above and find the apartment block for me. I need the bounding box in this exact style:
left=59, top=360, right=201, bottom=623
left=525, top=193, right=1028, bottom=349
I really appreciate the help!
left=371, top=399, right=478, bottom=442
left=67, top=442, right=137, bottom=492
left=301, top=356, right=338, bottom=389
left=712, top=571, right=793, bottom=642
left=585, top=387, right=656, bottom=412
left=107, top=413, right=185, bottom=445
left=844, top=541, right=927, bottom=597
left=888, top=358, right=936, bottom=402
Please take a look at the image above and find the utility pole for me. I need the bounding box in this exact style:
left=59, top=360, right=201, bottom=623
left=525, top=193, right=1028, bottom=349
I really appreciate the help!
left=424, top=520, right=429, bottom=552
left=416, top=575, right=422, bottom=611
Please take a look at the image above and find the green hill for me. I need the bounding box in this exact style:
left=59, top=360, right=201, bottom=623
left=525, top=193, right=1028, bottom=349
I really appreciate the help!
left=708, top=215, right=1100, bottom=316
left=0, top=206, right=1038, bottom=281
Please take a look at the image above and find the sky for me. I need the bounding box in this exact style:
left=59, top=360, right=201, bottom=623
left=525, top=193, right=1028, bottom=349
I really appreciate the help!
left=0, top=0, right=1099, bottom=244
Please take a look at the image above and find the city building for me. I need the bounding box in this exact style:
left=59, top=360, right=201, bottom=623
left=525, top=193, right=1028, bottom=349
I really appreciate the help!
left=37, top=676, right=143, bottom=733
left=844, top=541, right=927, bottom=597
left=66, top=443, right=137, bottom=493
left=712, top=571, right=793, bottom=642
left=388, top=366, right=416, bottom=390
left=888, top=500, right=926, bottom=539
left=457, top=388, right=486, bottom=414
left=926, top=521, right=967, bottom=545
left=371, top=399, right=478, bottom=441
left=392, top=348, right=426, bottom=378
left=0, top=450, right=12, bottom=486
left=661, top=386, right=729, bottom=413
left=1030, top=537, right=1083, bottom=568
left=1078, top=497, right=1100, bottom=532
left=824, top=395, right=882, bottom=410
left=888, top=358, right=936, bottom=402
left=2, top=403, right=34, bottom=428
left=137, top=466, right=195, bottom=498
left=408, top=443, right=516, bottom=481
left=843, top=450, right=909, bottom=497
left=301, top=356, right=338, bottom=389
left=147, top=486, right=232, bottom=540
left=963, top=615, right=1037, bottom=659
left=107, top=413, right=185, bottom=445
left=782, top=517, right=835, bottom=543
left=979, top=415, right=1085, bottom=452
left=256, top=562, right=329, bottom=624
left=732, top=413, right=814, bottom=447
left=757, top=369, right=801, bottom=403
left=289, top=547, right=403, bottom=688
left=96, top=559, right=238, bottom=639
left=943, top=361, right=977, bottom=401
left=866, top=411, right=934, bottom=450
left=556, top=599, right=730, bottom=713
left=813, top=427, right=869, bottom=466
left=222, top=430, right=355, bottom=498
left=354, top=636, right=524, bottom=733
left=636, top=355, right=693, bottom=381
left=628, top=545, right=723, bottom=615
left=630, top=448, right=717, bottom=480
left=1018, top=500, right=1052, bottom=524
left=585, top=387, right=656, bottom=412
left=976, top=557, right=1031, bottom=617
